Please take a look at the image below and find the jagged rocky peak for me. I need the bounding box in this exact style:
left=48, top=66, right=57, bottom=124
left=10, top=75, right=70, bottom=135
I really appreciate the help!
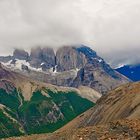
left=30, top=47, right=42, bottom=60
left=76, top=45, right=97, bottom=59
left=70, top=45, right=129, bottom=94
left=13, top=49, right=29, bottom=60
left=29, top=47, right=42, bottom=68
left=42, top=47, right=56, bottom=70
left=56, top=46, right=87, bottom=72
left=75, top=45, right=123, bottom=79
left=0, top=45, right=129, bottom=94
left=55, top=45, right=105, bottom=72
left=75, top=45, right=105, bottom=66
left=29, top=46, right=56, bottom=69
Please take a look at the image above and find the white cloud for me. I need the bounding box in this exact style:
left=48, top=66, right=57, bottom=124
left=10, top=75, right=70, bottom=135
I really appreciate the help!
left=0, top=0, right=140, bottom=67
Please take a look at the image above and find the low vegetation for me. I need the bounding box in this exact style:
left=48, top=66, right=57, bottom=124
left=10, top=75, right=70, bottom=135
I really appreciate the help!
left=0, top=86, right=95, bottom=138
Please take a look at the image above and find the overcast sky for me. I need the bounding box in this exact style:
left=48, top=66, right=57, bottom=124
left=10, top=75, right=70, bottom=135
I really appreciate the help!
left=0, top=0, right=140, bottom=67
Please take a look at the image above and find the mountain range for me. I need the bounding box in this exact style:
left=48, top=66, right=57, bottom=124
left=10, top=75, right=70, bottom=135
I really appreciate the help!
left=0, top=45, right=129, bottom=94
left=0, top=45, right=137, bottom=140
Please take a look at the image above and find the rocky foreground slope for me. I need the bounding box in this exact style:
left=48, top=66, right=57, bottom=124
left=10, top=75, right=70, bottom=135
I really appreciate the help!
left=7, top=81, right=140, bottom=140
left=0, top=45, right=129, bottom=94
left=0, top=63, right=98, bottom=139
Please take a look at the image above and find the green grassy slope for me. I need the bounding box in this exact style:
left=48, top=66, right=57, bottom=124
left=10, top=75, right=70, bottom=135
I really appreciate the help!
left=0, top=108, right=24, bottom=138
left=0, top=86, right=95, bottom=138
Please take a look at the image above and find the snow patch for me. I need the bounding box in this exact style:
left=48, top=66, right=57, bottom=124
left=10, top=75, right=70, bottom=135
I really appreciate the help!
left=98, top=59, right=103, bottom=63
left=41, top=62, right=45, bottom=66
left=115, top=64, right=125, bottom=69
left=76, top=68, right=80, bottom=72
left=53, top=65, right=58, bottom=73
left=93, top=58, right=103, bottom=63
left=2, top=59, right=43, bottom=72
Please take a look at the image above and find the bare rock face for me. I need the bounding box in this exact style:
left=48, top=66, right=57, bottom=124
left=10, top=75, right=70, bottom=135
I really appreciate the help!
left=29, top=47, right=42, bottom=68
left=0, top=45, right=129, bottom=94
left=71, top=45, right=129, bottom=94
left=42, top=47, right=56, bottom=70
left=13, top=49, right=29, bottom=60
left=21, top=45, right=129, bottom=94
left=0, top=56, right=13, bottom=63
left=56, top=46, right=87, bottom=72
left=29, top=47, right=56, bottom=70
left=21, top=64, right=29, bottom=72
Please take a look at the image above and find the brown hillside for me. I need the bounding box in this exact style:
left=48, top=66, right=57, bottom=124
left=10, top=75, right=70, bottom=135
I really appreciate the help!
left=5, top=82, right=140, bottom=140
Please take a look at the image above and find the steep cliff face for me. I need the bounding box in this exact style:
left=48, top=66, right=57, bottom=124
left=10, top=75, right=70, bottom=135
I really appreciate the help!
left=41, top=47, right=56, bottom=70
left=13, top=49, right=29, bottom=60
left=71, top=46, right=129, bottom=94
left=29, top=47, right=56, bottom=70
left=56, top=46, right=86, bottom=72
left=29, top=47, right=43, bottom=68
left=51, top=46, right=128, bottom=93
left=0, top=45, right=129, bottom=94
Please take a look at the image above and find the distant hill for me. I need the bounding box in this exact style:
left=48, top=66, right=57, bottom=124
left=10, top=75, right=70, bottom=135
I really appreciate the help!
left=116, top=64, right=140, bottom=81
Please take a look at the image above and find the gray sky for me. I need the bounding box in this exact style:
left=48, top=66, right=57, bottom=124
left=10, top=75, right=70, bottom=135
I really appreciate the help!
left=0, top=0, right=140, bottom=67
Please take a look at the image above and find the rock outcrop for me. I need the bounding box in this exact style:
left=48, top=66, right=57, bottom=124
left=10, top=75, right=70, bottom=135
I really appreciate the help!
left=41, top=47, right=56, bottom=70
left=56, top=46, right=86, bottom=72
left=29, top=47, right=56, bottom=70
left=13, top=49, right=29, bottom=60
left=29, top=47, right=43, bottom=68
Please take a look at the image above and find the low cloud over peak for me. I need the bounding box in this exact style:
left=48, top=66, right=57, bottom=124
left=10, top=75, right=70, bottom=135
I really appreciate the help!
left=0, top=0, right=140, bottom=67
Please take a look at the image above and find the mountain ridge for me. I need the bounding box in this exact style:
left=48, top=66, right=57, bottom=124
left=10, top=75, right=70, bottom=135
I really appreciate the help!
left=0, top=45, right=130, bottom=94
